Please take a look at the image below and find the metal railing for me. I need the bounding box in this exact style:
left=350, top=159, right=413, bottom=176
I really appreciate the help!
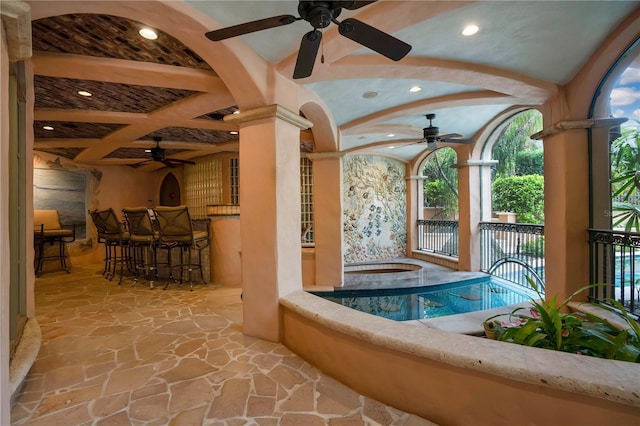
left=588, top=229, right=640, bottom=316
left=417, top=219, right=458, bottom=257
left=480, top=222, right=545, bottom=291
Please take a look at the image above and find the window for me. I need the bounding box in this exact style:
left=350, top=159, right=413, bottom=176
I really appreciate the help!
left=230, top=157, right=239, bottom=205
left=183, top=159, right=223, bottom=218
left=300, top=157, right=314, bottom=244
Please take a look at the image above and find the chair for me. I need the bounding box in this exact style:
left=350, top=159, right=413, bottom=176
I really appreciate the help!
left=33, top=209, right=75, bottom=276
left=153, top=205, right=210, bottom=291
left=122, top=207, right=164, bottom=289
left=89, top=209, right=131, bottom=284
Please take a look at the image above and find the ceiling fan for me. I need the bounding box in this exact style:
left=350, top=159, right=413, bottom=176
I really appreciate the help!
left=136, top=137, right=196, bottom=168
left=411, top=114, right=475, bottom=151
left=205, top=1, right=412, bottom=79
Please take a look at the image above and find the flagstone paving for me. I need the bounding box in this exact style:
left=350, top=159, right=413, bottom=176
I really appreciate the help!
left=11, top=265, right=434, bottom=425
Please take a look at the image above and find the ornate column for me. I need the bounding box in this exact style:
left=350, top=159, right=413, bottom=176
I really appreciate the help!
left=225, top=105, right=312, bottom=341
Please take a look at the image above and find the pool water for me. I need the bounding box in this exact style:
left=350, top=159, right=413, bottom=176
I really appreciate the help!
left=311, top=277, right=534, bottom=322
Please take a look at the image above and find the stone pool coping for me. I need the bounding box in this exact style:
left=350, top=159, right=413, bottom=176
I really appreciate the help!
left=281, top=290, right=640, bottom=409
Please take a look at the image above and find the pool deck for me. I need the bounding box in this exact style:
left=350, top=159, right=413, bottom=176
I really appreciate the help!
left=312, top=258, right=531, bottom=336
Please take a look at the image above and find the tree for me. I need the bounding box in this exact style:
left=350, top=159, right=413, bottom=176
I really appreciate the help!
left=423, top=148, right=458, bottom=218
left=611, top=121, right=640, bottom=231
left=492, top=110, right=543, bottom=178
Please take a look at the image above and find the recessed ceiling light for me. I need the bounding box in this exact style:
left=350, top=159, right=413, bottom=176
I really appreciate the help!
left=389, top=146, right=395, bottom=149
left=230, top=131, right=238, bottom=135
left=139, top=28, right=158, bottom=40
left=409, top=86, right=422, bottom=93
left=43, top=125, right=54, bottom=131
left=462, top=24, right=479, bottom=36
left=78, top=90, right=92, bottom=97
left=362, top=91, right=379, bottom=99
left=233, top=110, right=240, bottom=114
left=145, top=149, right=152, bottom=153
left=387, top=133, right=395, bottom=137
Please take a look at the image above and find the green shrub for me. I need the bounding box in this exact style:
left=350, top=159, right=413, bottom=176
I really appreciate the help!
left=515, top=149, right=543, bottom=176
left=493, top=175, right=544, bottom=224
left=520, top=236, right=544, bottom=257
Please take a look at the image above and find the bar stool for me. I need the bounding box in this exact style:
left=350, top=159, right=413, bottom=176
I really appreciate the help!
left=153, top=205, right=209, bottom=291
left=122, top=207, right=164, bottom=289
left=90, top=208, right=131, bottom=284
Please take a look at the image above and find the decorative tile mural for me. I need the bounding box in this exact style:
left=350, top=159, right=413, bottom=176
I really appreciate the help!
left=343, top=155, right=406, bottom=262
left=34, top=167, right=87, bottom=239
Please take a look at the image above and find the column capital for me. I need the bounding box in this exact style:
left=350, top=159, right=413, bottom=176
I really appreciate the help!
left=306, top=151, right=344, bottom=160
left=1, top=1, right=32, bottom=61
left=531, top=117, right=627, bottom=140
left=453, top=159, right=499, bottom=168
left=224, top=104, right=313, bottom=130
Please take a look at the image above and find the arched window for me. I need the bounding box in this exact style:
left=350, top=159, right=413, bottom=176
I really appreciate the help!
left=417, top=147, right=459, bottom=257
left=589, top=41, right=640, bottom=314
left=489, top=109, right=543, bottom=225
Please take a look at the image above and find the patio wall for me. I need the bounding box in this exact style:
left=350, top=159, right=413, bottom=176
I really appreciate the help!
left=281, top=291, right=640, bottom=425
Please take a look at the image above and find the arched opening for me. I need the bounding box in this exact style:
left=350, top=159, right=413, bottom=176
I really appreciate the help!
left=589, top=39, right=640, bottom=314
left=416, top=147, right=459, bottom=257
left=159, top=172, right=181, bottom=206
left=478, top=109, right=545, bottom=288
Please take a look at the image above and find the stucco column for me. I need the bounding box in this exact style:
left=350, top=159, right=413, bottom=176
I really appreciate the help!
left=456, top=160, right=486, bottom=271
left=405, top=173, right=421, bottom=254
left=225, top=105, right=312, bottom=342
left=307, top=153, right=344, bottom=286
left=541, top=128, right=590, bottom=303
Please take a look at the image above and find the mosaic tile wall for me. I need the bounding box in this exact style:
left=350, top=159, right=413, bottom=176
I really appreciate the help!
left=343, top=155, right=406, bottom=262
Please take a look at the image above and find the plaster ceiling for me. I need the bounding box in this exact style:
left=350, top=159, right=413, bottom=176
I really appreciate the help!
left=28, top=1, right=639, bottom=169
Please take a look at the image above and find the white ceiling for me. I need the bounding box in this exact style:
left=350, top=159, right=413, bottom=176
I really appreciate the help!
left=186, top=0, right=638, bottom=161
left=28, top=1, right=639, bottom=166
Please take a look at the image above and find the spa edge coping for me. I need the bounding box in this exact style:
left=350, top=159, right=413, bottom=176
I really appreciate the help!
left=280, top=290, right=640, bottom=409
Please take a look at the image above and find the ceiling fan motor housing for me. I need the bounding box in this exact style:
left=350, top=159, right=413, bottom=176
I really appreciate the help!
left=299, top=1, right=342, bottom=29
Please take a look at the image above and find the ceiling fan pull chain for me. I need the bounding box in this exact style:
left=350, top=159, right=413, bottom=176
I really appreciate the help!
left=320, top=28, right=325, bottom=64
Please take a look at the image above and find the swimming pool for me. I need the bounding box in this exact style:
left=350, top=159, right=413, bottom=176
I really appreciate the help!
left=310, top=276, right=535, bottom=321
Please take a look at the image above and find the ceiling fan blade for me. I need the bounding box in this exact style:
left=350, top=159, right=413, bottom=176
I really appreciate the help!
left=293, top=30, right=322, bottom=79
left=205, top=15, right=298, bottom=41
left=166, top=158, right=196, bottom=166
left=134, top=159, right=152, bottom=167
left=161, top=160, right=179, bottom=168
left=438, top=133, right=462, bottom=139
left=439, top=137, right=475, bottom=144
left=338, top=18, right=411, bottom=61
left=340, top=1, right=378, bottom=10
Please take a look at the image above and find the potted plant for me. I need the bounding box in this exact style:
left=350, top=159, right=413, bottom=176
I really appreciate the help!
left=483, top=278, right=640, bottom=363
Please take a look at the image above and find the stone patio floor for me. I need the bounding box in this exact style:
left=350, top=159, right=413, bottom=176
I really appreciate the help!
left=11, top=264, right=434, bottom=425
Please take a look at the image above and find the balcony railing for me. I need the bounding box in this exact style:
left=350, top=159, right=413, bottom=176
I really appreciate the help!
left=417, top=219, right=458, bottom=257
left=480, top=222, right=545, bottom=292
left=588, top=229, right=640, bottom=316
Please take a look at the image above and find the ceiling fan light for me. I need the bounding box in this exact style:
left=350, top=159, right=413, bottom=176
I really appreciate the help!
left=427, top=141, right=438, bottom=151
left=462, top=24, right=479, bottom=36
left=139, top=28, right=158, bottom=40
